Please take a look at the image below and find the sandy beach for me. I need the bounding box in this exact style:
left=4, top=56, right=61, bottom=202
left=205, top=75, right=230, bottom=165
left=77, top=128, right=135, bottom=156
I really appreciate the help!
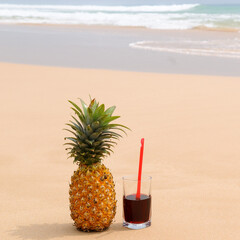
left=1, top=62, right=240, bottom=240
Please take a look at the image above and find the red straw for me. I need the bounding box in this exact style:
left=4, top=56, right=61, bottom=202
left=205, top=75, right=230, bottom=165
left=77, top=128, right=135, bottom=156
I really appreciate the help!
left=136, top=138, right=144, bottom=200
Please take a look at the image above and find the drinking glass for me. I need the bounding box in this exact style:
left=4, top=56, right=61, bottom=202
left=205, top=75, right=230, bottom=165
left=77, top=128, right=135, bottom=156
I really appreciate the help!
left=122, top=175, right=152, bottom=229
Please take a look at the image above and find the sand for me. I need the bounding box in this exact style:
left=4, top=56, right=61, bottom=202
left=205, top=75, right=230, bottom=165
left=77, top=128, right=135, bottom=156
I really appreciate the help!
left=0, top=62, right=240, bottom=240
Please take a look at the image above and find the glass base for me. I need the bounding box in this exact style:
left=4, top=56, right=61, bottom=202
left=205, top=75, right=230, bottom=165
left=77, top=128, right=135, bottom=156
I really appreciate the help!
left=123, top=220, right=151, bottom=230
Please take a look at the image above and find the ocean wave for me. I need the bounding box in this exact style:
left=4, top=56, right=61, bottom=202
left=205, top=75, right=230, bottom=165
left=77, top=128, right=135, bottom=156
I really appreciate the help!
left=0, top=11, right=239, bottom=31
left=0, top=12, right=196, bottom=29
left=0, top=3, right=239, bottom=31
left=129, top=40, right=240, bottom=59
left=0, top=4, right=200, bottom=13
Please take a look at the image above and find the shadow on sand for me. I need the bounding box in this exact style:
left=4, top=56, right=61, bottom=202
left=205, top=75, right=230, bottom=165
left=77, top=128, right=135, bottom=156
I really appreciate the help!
left=9, top=222, right=127, bottom=240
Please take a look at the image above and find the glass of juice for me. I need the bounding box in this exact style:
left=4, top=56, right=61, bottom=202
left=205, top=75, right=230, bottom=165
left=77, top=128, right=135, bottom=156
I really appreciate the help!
left=122, top=175, right=152, bottom=229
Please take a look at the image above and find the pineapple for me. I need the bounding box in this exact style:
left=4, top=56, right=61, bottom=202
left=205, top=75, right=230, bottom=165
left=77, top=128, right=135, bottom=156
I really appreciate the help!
left=64, top=98, right=129, bottom=232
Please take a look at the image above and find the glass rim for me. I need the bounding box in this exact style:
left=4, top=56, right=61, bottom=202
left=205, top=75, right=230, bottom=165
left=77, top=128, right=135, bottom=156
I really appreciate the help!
left=122, top=175, right=152, bottom=181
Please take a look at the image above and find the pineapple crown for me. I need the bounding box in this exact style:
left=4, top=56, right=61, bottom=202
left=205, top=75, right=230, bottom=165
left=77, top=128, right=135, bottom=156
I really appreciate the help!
left=64, top=97, right=129, bottom=165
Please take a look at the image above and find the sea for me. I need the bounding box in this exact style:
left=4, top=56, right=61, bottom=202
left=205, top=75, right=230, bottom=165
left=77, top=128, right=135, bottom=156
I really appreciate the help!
left=0, top=0, right=240, bottom=59
left=0, top=0, right=239, bottom=31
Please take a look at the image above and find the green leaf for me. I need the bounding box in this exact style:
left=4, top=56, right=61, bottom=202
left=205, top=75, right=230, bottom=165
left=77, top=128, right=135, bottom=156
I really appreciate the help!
left=63, top=142, right=77, bottom=147
left=66, top=123, right=85, bottom=140
left=108, top=126, right=128, bottom=135
left=104, top=150, right=111, bottom=156
left=108, top=123, right=131, bottom=131
left=67, top=155, right=75, bottom=160
left=68, top=100, right=85, bottom=121
left=89, top=132, right=101, bottom=140
left=96, top=114, right=108, bottom=123
left=100, top=143, right=115, bottom=149
left=102, top=116, right=120, bottom=125
left=85, top=148, right=95, bottom=152
left=102, top=131, right=123, bottom=138
left=91, top=121, right=100, bottom=130
left=91, top=99, right=99, bottom=113
left=97, top=134, right=113, bottom=139
left=63, top=128, right=79, bottom=138
left=98, top=134, right=119, bottom=141
left=69, top=121, right=84, bottom=133
left=105, top=106, right=116, bottom=116
left=71, top=115, right=84, bottom=131
left=104, top=140, right=118, bottom=145
left=71, top=107, right=85, bottom=126
left=87, top=107, right=93, bottom=118
left=94, top=104, right=105, bottom=120
left=85, top=124, right=93, bottom=136
left=85, top=139, right=94, bottom=146
left=107, top=148, right=114, bottom=153
left=92, top=140, right=101, bottom=146
left=78, top=142, right=88, bottom=148
left=64, top=137, right=79, bottom=146
left=79, top=98, right=88, bottom=116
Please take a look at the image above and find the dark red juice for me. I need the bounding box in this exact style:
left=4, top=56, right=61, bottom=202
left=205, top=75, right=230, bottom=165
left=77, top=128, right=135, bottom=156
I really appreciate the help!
left=123, top=194, right=151, bottom=224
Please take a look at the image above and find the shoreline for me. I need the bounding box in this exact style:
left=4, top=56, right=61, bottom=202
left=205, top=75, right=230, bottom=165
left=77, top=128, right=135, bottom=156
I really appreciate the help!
left=0, top=24, right=240, bottom=76
left=1, top=22, right=240, bottom=33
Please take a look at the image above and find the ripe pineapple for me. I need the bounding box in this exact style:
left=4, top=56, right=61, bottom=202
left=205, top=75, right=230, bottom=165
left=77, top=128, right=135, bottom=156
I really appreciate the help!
left=64, top=98, right=129, bottom=232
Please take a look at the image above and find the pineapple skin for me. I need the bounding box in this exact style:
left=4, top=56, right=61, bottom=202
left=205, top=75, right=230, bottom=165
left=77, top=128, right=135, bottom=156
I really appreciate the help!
left=69, top=163, right=116, bottom=232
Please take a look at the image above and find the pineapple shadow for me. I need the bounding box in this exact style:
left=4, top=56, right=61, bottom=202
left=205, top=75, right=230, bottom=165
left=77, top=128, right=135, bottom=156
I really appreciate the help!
left=9, top=223, right=96, bottom=240
left=9, top=222, right=127, bottom=240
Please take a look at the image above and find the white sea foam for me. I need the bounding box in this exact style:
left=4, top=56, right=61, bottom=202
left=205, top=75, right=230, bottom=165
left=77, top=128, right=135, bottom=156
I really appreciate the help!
left=0, top=4, right=200, bottom=12
left=129, top=40, right=240, bottom=59
left=0, top=3, right=239, bottom=31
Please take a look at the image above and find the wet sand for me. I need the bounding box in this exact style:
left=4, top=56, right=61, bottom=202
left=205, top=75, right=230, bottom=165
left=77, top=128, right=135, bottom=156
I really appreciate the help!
left=0, top=24, right=240, bottom=76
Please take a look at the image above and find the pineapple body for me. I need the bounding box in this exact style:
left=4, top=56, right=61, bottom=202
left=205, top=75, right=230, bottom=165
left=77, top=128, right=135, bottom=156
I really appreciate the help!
left=65, top=98, right=129, bottom=231
left=69, top=163, right=116, bottom=231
